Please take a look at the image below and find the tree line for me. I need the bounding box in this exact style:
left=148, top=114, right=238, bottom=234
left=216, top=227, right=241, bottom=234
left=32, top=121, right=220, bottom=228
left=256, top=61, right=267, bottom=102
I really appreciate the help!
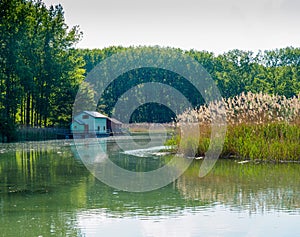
left=1, top=0, right=299, bottom=141
left=77, top=47, right=300, bottom=122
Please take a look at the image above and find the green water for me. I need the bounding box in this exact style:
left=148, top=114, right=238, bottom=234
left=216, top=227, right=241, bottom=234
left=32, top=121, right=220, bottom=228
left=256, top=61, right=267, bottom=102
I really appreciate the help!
left=0, top=138, right=299, bottom=237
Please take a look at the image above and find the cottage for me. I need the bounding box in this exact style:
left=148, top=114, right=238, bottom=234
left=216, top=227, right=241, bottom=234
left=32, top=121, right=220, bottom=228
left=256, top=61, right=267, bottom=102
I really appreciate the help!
left=71, top=111, right=122, bottom=137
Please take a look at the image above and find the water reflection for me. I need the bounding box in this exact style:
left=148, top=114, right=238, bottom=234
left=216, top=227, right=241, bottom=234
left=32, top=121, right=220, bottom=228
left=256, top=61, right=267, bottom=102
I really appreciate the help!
left=0, top=139, right=299, bottom=236
left=72, top=138, right=108, bottom=164
left=177, top=161, right=300, bottom=214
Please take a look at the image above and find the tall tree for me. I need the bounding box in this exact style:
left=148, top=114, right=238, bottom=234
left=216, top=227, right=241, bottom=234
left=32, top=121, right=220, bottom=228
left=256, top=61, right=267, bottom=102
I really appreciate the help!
left=0, top=0, right=84, bottom=140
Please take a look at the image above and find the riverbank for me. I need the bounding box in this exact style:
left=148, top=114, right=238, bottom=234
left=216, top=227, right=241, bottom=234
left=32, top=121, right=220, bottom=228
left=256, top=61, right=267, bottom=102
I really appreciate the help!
left=166, top=123, right=300, bottom=162
left=0, top=123, right=174, bottom=143
left=167, top=92, right=300, bottom=162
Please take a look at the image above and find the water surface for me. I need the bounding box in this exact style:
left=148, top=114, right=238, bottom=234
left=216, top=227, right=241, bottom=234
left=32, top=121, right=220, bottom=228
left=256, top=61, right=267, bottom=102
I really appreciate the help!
left=0, top=138, right=299, bottom=237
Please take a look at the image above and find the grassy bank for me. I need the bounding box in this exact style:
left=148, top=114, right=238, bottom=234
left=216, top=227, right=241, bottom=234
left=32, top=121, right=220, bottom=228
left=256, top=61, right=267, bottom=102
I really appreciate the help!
left=167, top=92, right=300, bottom=162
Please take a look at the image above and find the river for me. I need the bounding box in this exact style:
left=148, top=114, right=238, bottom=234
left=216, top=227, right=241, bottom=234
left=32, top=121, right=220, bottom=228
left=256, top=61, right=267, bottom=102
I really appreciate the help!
left=0, top=137, right=299, bottom=237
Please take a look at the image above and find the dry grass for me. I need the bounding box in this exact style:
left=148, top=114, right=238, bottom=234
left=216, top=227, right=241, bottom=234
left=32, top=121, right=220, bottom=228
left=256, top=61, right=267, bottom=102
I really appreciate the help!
left=178, top=91, right=300, bottom=125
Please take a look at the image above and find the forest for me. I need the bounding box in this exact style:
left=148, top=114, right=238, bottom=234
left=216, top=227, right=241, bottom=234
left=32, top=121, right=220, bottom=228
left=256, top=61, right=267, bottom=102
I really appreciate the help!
left=1, top=0, right=300, bottom=141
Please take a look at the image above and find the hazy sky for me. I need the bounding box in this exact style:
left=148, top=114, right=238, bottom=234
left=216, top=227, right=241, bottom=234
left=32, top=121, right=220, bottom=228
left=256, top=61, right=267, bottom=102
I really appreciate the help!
left=44, top=0, right=300, bottom=54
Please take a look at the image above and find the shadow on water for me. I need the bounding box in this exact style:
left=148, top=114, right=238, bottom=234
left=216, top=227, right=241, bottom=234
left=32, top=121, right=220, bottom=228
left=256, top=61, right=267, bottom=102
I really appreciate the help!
left=0, top=138, right=299, bottom=236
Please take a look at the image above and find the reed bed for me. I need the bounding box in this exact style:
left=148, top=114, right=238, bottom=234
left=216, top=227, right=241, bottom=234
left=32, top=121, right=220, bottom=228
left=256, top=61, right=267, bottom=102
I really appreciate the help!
left=169, top=92, right=300, bottom=161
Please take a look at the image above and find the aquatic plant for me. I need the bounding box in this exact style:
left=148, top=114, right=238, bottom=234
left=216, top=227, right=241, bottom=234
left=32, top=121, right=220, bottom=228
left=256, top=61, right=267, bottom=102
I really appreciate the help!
left=172, top=92, right=300, bottom=161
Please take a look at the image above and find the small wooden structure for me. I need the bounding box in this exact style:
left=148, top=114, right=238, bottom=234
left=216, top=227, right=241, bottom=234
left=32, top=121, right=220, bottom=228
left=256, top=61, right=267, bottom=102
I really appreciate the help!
left=70, top=111, right=122, bottom=137
left=106, top=117, right=123, bottom=135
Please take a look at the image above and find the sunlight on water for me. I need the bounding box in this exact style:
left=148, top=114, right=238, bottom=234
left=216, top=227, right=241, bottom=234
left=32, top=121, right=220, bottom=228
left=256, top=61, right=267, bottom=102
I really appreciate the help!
left=76, top=207, right=300, bottom=237
left=122, top=146, right=171, bottom=157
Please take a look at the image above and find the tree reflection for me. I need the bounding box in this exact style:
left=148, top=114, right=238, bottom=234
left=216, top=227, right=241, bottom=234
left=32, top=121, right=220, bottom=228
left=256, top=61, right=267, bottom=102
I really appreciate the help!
left=0, top=140, right=300, bottom=237
left=176, top=160, right=300, bottom=213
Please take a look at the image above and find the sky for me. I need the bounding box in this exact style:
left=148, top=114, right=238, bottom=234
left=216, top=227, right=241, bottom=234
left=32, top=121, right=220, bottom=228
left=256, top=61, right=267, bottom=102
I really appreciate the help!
left=43, top=0, right=300, bottom=54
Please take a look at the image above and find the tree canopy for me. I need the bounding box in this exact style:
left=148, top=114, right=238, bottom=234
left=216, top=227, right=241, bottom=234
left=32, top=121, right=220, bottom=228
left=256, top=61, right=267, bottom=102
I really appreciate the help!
left=77, top=47, right=300, bottom=122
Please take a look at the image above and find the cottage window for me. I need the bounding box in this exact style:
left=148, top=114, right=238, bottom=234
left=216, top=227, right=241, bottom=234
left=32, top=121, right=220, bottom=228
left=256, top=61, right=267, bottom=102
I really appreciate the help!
left=103, top=126, right=106, bottom=131
left=97, top=126, right=100, bottom=131
left=82, top=115, right=89, bottom=119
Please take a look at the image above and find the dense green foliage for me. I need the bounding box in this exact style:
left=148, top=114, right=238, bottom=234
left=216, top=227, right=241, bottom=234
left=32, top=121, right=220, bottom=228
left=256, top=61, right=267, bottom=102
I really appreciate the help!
left=1, top=0, right=300, bottom=142
left=78, top=47, right=300, bottom=121
left=0, top=0, right=84, bottom=141
left=79, top=47, right=300, bottom=97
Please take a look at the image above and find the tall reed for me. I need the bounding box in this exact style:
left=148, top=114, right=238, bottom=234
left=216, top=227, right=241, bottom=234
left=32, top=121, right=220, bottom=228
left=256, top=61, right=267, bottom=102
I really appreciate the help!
left=171, top=92, right=300, bottom=161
